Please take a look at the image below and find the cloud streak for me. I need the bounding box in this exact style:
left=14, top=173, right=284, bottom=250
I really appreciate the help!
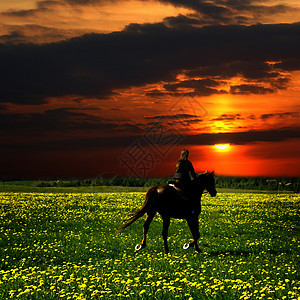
left=0, top=108, right=143, bottom=134
left=1, top=126, right=299, bottom=151
left=184, top=129, right=300, bottom=145
left=158, top=0, right=299, bottom=25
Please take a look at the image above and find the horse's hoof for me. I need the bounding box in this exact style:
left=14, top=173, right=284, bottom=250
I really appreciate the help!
left=183, top=243, right=190, bottom=250
left=135, top=244, right=142, bottom=251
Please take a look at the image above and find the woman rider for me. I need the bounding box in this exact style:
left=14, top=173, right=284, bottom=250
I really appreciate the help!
left=172, top=149, right=197, bottom=192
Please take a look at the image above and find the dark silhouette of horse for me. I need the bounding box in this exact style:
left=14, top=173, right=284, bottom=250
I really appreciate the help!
left=119, top=171, right=217, bottom=254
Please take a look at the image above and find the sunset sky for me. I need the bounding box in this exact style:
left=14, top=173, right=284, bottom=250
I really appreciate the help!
left=0, top=0, right=299, bottom=179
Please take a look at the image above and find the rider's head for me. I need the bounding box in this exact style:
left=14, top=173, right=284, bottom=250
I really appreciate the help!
left=180, top=149, right=189, bottom=160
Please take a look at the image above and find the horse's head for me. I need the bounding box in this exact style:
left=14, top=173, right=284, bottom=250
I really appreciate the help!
left=197, top=171, right=217, bottom=197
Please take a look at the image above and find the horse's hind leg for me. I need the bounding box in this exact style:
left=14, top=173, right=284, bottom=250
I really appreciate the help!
left=162, top=215, right=170, bottom=254
left=185, top=217, right=201, bottom=252
left=135, top=211, right=155, bottom=251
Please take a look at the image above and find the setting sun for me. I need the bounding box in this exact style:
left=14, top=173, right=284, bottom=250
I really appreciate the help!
left=214, top=144, right=231, bottom=150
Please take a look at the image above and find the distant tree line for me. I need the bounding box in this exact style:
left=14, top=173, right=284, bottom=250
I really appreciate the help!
left=36, top=177, right=166, bottom=188
left=215, top=176, right=299, bottom=192
left=35, top=176, right=299, bottom=192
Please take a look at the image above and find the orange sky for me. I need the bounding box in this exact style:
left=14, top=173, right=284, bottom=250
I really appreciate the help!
left=0, top=0, right=299, bottom=178
left=1, top=0, right=300, bottom=40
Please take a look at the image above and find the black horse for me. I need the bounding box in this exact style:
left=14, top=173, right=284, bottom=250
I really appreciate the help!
left=119, top=171, right=217, bottom=254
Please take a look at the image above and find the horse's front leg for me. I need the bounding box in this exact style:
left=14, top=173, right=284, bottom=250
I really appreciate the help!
left=162, top=215, right=170, bottom=254
left=184, top=216, right=201, bottom=252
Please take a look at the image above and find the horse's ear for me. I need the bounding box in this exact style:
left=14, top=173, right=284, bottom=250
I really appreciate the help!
left=205, top=170, right=208, bottom=174
left=211, top=170, right=215, bottom=175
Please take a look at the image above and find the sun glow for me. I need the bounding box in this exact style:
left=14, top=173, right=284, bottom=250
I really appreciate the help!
left=214, top=144, right=230, bottom=150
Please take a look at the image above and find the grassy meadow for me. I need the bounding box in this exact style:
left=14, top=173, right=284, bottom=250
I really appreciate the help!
left=0, top=190, right=299, bottom=299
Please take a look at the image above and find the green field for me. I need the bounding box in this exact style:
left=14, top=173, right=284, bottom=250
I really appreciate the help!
left=0, top=191, right=299, bottom=299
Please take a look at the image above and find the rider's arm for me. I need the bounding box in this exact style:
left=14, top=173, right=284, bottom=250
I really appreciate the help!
left=188, top=161, right=197, bottom=179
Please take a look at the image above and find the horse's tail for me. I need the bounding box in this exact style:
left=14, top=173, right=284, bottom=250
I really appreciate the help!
left=118, top=187, right=158, bottom=232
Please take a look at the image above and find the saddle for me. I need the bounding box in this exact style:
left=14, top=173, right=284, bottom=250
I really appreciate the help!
left=168, top=181, right=189, bottom=201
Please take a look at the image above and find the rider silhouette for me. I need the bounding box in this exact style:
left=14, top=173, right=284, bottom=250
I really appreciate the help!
left=172, top=149, right=197, bottom=192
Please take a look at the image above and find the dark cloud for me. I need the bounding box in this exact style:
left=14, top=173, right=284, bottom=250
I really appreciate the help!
left=146, top=81, right=226, bottom=97
left=158, top=0, right=298, bottom=25
left=230, top=84, right=275, bottom=95
left=0, top=0, right=146, bottom=20
left=1, top=127, right=299, bottom=152
left=163, top=14, right=204, bottom=28
left=1, top=0, right=65, bottom=17
left=65, top=0, right=110, bottom=4
left=183, top=129, right=300, bottom=145
left=165, top=78, right=219, bottom=90
left=0, top=108, right=143, bottom=134
left=209, top=112, right=300, bottom=126
left=0, top=22, right=300, bottom=105
left=159, top=78, right=227, bottom=96
left=261, top=112, right=299, bottom=120
left=226, top=1, right=293, bottom=15
left=1, top=9, right=38, bottom=17
left=0, top=24, right=88, bottom=44
left=2, top=0, right=299, bottom=30
left=144, top=114, right=198, bottom=120
left=211, top=112, right=300, bottom=122
left=145, top=89, right=167, bottom=97
left=211, top=114, right=241, bottom=121
left=0, top=30, right=24, bottom=44
left=186, top=61, right=291, bottom=92
left=144, top=114, right=203, bottom=127
left=274, top=59, right=300, bottom=72
left=159, top=0, right=229, bottom=17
